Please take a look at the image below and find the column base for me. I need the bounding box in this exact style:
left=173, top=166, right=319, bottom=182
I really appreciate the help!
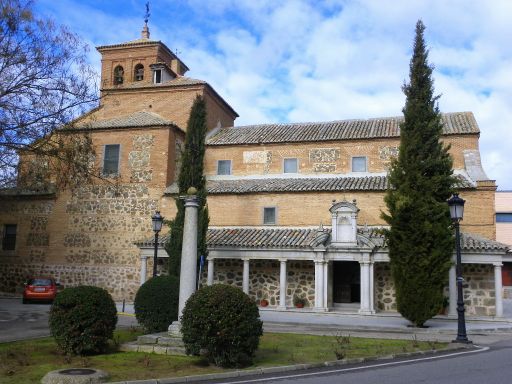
left=358, top=309, right=376, bottom=315
left=313, top=307, right=329, bottom=312
left=277, top=305, right=287, bottom=310
left=168, top=321, right=182, bottom=338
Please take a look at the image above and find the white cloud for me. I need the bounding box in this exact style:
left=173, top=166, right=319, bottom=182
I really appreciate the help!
left=34, top=0, right=512, bottom=189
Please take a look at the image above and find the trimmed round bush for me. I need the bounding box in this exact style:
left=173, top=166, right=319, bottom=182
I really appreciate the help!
left=134, top=275, right=179, bottom=333
left=181, top=284, right=263, bottom=368
left=49, top=286, right=117, bottom=355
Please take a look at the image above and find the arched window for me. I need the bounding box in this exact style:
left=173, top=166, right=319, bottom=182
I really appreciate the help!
left=113, top=65, right=124, bottom=85
left=134, top=64, right=144, bottom=81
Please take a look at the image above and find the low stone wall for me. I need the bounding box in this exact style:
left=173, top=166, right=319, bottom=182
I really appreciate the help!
left=0, top=262, right=139, bottom=300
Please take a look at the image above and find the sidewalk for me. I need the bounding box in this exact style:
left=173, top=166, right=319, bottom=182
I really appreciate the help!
left=116, top=301, right=512, bottom=344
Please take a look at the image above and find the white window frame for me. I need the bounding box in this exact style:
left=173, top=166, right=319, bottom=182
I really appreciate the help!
left=263, top=207, right=277, bottom=225
left=153, top=69, right=162, bottom=84
left=102, top=144, right=121, bottom=176
left=283, top=158, right=298, bottom=174
left=217, top=160, right=232, bottom=176
left=351, top=156, right=367, bottom=172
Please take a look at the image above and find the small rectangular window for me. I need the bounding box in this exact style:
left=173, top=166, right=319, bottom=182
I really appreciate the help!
left=103, top=144, right=120, bottom=175
left=2, top=224, right=17, bottom=251
left=263, top=207, right=276, bottom=225
left=352, top=156, right=367, bottom=172
left=497, top=213, right=512, bottom=223
left=283, top=158, right=298, bottom=173
left=217, top=160, right=232, bottom=175
left=154, top=69, right=162, bottom=84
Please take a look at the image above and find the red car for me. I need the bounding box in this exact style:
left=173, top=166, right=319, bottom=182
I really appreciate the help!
left=23, top=278, right=60, bottom=303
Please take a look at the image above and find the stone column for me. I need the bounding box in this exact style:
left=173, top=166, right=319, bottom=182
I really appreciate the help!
left=449, top=264, right=457, bottom=316
left=140, top=255, right=148, bottom=286
left=314, top=261, right=324, bottom=309
left=323, top=261, right=329, bottom=309
left=279, top=260, right=287, bottom=309
left=207, top=258, right=214, bottom=286
left=359, top=261, right=371, bottom=314
left=369, top=262, right=375, bottom=313
left=494, top=262, right=504, bottom=317
left=243, top=258, right=250, bottom=294
left=169, top=191, right=199, bottom=336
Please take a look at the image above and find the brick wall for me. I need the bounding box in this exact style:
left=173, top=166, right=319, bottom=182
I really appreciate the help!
left=205, top=135, right=478, bottom=176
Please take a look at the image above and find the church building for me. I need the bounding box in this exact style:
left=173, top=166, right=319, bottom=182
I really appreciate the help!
left=1, top=22, right=509, bottom=318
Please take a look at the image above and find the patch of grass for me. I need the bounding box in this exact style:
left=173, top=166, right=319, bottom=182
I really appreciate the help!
left=0, top=330, right=447, bottom=384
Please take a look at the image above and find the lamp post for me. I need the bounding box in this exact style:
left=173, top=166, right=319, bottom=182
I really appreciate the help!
left=447, top=193, right=471, bottom=343
left=151, top=211, right=164, bottom=278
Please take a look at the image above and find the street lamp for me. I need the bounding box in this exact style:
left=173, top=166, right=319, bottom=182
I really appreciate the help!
left=152, top=211, right=164, bottom=278
left=447, top=193, right=471, bottom=343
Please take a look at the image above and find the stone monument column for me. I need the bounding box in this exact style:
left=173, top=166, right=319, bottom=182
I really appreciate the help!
left=169, top=188, right=199, bottom=336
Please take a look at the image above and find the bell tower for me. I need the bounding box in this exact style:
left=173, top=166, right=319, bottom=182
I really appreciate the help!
left=96, top=11, right=189, bottom=92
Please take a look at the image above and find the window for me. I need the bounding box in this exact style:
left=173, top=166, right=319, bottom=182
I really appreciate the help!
left=154, top=69, right=162, bottom=84
left=217, top=160, right=231, bottom=175
left=283, top=158, right=298, bottom=173
left=103, top=144, right=120, bottom=175
left=497, top=213, right=512, bottom=223
left=134, top=64, right=144, bottom=81
left=113, top=65, right=124, bottom=85
left=263, top=207, right=276, bottom=225
left=351, top=156, right=367, bottom=172
left=2, top=224, right=17, bottom=251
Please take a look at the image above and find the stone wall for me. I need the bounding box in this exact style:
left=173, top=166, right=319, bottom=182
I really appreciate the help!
left=210, top=259, right=315, bottom=307
left=374, top=262, right=396, bottom=311
left=373, top=262, right=496, bottom=316
left=463, top=264, right=496, bottom=316
left=0, top=262, right=139, bottom=299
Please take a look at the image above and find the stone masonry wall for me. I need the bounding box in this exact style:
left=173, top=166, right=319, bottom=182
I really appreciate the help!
left=0, top=262, right=138, bottom=299
left=211, top=259, right=315, bottom=308
left=375, top=262, right=396, bottom=311
left=463, top=264, right=496, bottom=316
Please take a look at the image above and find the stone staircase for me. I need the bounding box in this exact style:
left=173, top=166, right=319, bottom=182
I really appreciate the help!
left=120, top=332, right=187, bottom=355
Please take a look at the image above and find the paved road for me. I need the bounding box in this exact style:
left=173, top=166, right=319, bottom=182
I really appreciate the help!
left=214, top=339, right=512, bottom=384
left=0, top=298, right=137, bottom=342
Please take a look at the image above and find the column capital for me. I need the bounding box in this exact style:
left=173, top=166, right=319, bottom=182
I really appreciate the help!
left=140, top=255, right=149, bottom=260
left=493, top=262, right=503, bottom=267
left=241, top=257, right=251, bottom=262
left=279, top=258, right=287, bottom=264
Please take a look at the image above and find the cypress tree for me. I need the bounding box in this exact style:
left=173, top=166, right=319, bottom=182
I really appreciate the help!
left=165, top=95, right=209, bottom=277
left=382, top=20, right=455, bottom=327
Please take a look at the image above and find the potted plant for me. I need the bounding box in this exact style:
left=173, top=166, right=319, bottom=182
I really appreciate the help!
left=293, top=295, right=306, bottom=308
left=260, top=298, right=269, bottom=307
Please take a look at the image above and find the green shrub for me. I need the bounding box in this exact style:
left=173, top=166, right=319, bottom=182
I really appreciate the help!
left=49, top=286, right=117, bottom=355
left=181, top=284, right=263, bottom=368
left=134, top=275, right=179, bottom=333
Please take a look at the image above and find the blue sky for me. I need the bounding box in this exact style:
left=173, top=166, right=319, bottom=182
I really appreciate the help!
left=36, top=0, right=512, bottom=190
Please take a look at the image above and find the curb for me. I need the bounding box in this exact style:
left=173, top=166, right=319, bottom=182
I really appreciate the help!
left=108, top=344, right=470, bottom=384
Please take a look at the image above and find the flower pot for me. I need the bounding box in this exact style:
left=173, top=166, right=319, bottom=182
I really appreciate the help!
left=260, top=299, right=269, bottom=307
left=295, top=303, right=304, bottom=308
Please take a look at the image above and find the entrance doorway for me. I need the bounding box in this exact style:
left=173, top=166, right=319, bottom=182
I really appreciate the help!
left=333, top=261, right=360, bottom=303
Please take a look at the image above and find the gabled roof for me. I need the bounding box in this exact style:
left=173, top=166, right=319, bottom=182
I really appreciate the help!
left=206, top=112, right=479, bottom=146
left=76, top=111, right=179, bottom=130
left=165, top=174, right=475, bottom=195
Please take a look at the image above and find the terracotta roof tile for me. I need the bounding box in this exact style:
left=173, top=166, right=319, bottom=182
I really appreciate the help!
left=165, top=174, right=474, bottom=195
left=135, top=228, right=507, bottom=252
left=207, top=112, right=479, bottom=145
left=78, top=111, right=177, bottom=130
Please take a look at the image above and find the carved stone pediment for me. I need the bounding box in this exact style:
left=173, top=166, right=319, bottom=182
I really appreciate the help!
left=330, top=200, right=359, bottom=246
